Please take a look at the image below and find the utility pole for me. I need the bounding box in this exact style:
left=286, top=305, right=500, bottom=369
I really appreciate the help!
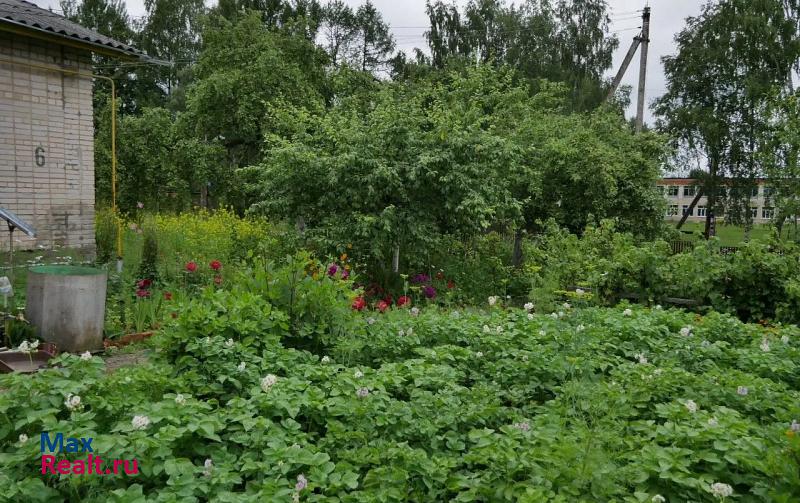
left=635, top=6, right=651, bottom=133
left=604, top=6, right=651, bottom=133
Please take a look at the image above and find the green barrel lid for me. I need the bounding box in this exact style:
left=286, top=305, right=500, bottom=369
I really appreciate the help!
left=29, top=265, right=105, bottom=276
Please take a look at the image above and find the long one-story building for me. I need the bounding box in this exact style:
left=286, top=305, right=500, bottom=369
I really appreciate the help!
left=0, top=0, right=146, bottom=252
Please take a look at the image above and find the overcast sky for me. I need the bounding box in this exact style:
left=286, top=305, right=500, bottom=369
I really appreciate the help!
left=35, top=0, right=706, bottom=125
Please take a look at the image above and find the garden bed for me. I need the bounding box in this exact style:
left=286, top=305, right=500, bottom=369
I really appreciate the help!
left=0, top=297, right=798, bottom=501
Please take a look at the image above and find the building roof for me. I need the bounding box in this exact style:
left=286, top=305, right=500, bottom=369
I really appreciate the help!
left=0, top=0, right=148, bottom=60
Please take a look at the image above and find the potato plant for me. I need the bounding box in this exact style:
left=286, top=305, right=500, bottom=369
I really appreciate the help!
left=0, top=287, right=798, bottom=502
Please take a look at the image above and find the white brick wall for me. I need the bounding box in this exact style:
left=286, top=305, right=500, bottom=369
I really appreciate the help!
left=0, top=32, right=96, bottom=253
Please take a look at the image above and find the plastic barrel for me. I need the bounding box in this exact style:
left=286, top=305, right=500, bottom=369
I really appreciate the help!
left=26, top=266, right=107, bottom=353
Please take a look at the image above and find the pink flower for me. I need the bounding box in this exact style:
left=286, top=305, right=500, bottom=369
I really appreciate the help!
left=397, top=295, right=411, bottom=307
left=163, top=291, right=173, bottom=301
left=210, top=260, right=222, bottom=271
left=136, top=279, right=151, bottom=289
left=376, top=300, right=390, bottom=313
left=214, top=275, right=223, bottom=285
left=185, top=261, right=197, bottom=273
left=327, top=263, right=339, bottom=276
left=352, top=297, right=366, bottom=311
left=135, top=289, right=151, bottom=298
left=341, top=268, right=350, bottom=280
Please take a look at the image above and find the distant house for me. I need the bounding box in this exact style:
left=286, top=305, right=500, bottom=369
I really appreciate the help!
left=0, top=0, right=147, bottom=253
left=657, top=178, right=776, bottom=223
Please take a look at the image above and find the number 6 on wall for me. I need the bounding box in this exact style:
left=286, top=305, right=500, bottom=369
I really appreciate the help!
left=35, top=146, right=46, bottom=167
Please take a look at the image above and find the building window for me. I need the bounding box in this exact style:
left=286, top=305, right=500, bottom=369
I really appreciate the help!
left=751, top=186, right=760, bottom=198
left=667, top=186, right=679, bottom=197
left=697, top=206, right=707, bottom=217
left=762, top=207, right=774, bottom=219
left=683, top=186, right=696, bottom=197
left=667, top=205, right=679, bottom=216
left=682, top=205, right=691, bottom=216
left=764, top=187, right=775, bottom=198
left=750, top=207, right=758, bottom=218
left=657, top=186, right=665, bottom=195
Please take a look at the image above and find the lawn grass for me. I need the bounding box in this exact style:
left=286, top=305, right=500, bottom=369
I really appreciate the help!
left=676, top=222, right=788, bottom=246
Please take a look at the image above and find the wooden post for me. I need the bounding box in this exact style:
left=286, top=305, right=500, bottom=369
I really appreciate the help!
left=606, top=37, right=641, bottom=101
left=635, top=7, right=651, bottom=133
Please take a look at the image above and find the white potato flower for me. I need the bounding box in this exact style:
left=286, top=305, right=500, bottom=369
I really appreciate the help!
left=64, top=394, right=82, bottom=411
left=260, top=374, right=278, bottom=392
left=710, top=482, right=733, bottom=498
left=131, top=415, right=151, bottom=430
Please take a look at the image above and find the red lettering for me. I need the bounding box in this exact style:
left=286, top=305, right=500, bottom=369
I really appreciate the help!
left=113, top=459, right=122, bottom=474
left=56, top=459, right=71, bottom=475
left=41, top=455, right=56, bottom=474
left=123, top=459, right=138, bottom=475
left=94, top=455, right=103, bottom=474
left=72, top=460, right=86, bottom=475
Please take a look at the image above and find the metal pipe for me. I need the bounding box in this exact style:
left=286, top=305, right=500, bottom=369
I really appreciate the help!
left=0, top=57, right=123, bottom=263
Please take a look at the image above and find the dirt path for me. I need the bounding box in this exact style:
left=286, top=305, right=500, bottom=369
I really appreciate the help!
left=103, top=350, right=150, bottom=373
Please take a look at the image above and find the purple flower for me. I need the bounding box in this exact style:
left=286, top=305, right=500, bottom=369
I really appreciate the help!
left=341, top=268, right=350, bottom=280
left=791, top=420, right=799, bottom=432
left=411, top=273, right=430, bottom=285
left=737, top=386, right=748, bottom=396
left=422, top=285, right=436, bottom=299
left=327, top=263, right=338, bottom=276
left=356, top=387, right=370, bottom=398
left=295, top=474, right=308, bottom=491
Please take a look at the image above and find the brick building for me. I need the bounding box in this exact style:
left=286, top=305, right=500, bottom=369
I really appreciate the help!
left=0, top=0, right=146, bottom=252
left=657, top=178, right=775, bottom=224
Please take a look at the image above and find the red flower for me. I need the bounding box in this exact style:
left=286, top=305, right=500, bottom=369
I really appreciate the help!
left=436, top=271, right=445, bottom=280
left=210, top=260, right=222, bottom=271
left=376, top=300, right=390, bottom=313
left=136, top=279, right=152, bottom=289
left=214, top=275, right=223, bottom=285
left=135, top=289, right=151, bottom=298
left=185, top=261, right=198, bottom=273
left=383, top=295, right=393, bottom=306
left=163, top=291, right=173, bottom=301
left=447, top=280, right=455, bottom=289
left=352, top=297, right=367, bottom=311
left=397, top=295, right=411, bottom=307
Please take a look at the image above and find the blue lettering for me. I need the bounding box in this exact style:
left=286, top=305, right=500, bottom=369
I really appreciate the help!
left=40, top=432, right=63, bottom=453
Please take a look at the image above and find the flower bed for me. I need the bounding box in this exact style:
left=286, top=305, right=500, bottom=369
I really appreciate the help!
left=0, top=298, right=798, bottom=501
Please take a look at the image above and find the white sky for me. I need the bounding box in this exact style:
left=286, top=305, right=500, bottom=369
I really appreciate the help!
left=34, top=0, right=706, bottom=126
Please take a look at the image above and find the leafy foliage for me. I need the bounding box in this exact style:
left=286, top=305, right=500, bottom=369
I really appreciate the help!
left=1, top=295, right=799, bottom=501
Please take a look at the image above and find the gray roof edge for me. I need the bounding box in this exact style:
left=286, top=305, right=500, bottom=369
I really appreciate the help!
left=0, top=0, right=155, bottom=61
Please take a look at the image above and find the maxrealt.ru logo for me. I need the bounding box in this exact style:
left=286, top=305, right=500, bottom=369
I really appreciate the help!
left=40, top=432, right=139, bottom=476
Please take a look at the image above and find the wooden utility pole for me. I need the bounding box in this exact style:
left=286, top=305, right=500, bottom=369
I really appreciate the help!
left=635, top=6, right=651, bottom=133
left=606, top=38, right=641, bottom=101
left=604, top=6, right=651, bottom=133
